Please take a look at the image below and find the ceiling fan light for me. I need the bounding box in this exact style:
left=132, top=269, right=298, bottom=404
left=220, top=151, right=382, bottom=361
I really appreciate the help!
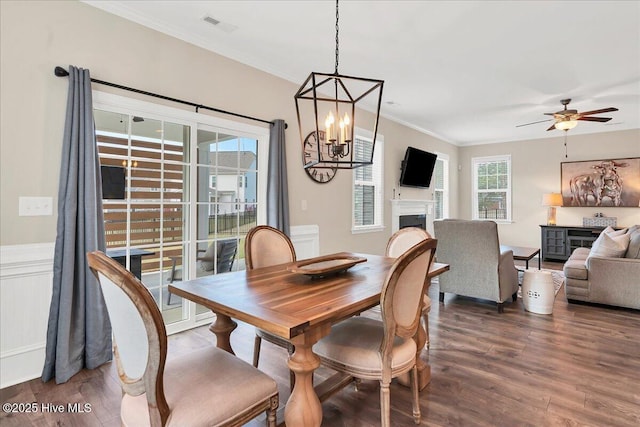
left=556, top=120, right=578, bottom=131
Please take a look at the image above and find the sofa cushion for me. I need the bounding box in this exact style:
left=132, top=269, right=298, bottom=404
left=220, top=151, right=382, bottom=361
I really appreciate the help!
left=588, top=229, right=630, bottom=259
left=198, top=242, right=216, bottom=271
left=625, top=227, right=640, bottom=259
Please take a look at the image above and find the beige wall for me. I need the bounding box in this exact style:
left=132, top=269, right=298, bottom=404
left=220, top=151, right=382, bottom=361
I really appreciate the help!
left=458, top=129, right=640, bottom=248
left=0, top=1, right=458, bottom=254
left=3, top=1, right=635, bottom=254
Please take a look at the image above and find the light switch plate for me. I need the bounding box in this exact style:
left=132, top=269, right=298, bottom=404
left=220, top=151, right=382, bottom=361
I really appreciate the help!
left=19, top=197, right=53, bottom=216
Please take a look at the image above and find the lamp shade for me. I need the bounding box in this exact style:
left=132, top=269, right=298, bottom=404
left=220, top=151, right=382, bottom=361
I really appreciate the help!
left=542, top=193, right=563, bottom=207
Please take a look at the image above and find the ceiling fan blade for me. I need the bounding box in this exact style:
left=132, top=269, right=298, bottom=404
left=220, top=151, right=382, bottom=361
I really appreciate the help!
left=578, top=107, right=618, bottom=116
left=577, top=116, right=612, bottom=122
left=546, top=123, right=557, bottom=131
left=516, top=119, right=553, bottom=127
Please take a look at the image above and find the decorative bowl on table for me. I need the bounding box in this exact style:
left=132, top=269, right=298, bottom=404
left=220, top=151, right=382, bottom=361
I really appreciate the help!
left=287, top=254, right=367, bottom=279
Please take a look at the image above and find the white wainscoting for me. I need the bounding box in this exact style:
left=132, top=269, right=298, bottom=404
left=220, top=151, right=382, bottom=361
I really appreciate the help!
left=290, top=224, right=320, bottom=259
left=0, top=243, right=55, bottom=389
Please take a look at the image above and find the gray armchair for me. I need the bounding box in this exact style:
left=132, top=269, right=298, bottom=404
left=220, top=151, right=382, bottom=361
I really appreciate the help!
left=433, top=219, right=519, bottom=312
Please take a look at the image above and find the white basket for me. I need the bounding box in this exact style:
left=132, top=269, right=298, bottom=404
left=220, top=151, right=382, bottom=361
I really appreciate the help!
left=583, top=217, right=617, bottom=228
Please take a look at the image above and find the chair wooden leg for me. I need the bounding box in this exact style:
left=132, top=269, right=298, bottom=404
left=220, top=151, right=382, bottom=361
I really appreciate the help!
left=422, top=312, right=430, bottom=350
left=266, top=395, right=278, bottom=427
left=253, top=334, right=262, bottom=368
left=380, top=380, right=391, bottom=427
left=512, top=291, right=518, bottom=302
left=411, top=365, right=421, bottom=424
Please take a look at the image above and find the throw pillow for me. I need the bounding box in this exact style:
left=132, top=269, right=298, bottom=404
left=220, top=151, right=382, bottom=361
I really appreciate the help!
left=604, top=226, right=627, bottom=237
left=588, top=231, right=630, bottom=260
left=625, top=229, right=640, bottom=259
left=198, top=242, right=216, bottom=271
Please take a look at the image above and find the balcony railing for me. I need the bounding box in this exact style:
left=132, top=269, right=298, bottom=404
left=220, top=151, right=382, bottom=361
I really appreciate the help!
left=209, top=210, right=257, bottom=234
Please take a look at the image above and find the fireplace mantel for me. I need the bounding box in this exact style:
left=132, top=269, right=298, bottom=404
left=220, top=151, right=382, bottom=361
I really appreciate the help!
left=390, top=199, right=436, bottom=235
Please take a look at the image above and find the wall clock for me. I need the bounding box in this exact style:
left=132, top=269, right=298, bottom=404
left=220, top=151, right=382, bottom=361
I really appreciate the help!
left=302, top=131, right=337, bottom=183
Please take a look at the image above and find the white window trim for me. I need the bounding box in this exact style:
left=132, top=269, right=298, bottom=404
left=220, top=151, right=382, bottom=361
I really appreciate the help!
left=351, top=128, right=385, bottom=234
left=93, top=91, right=270, bottom=333
left=433, top=152, right=450, bottom=220
left=471, top=154, right=512, bottom=223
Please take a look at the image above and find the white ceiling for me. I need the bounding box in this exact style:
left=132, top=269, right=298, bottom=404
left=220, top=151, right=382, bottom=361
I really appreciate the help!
left=85, top=0, right=640, bottom=146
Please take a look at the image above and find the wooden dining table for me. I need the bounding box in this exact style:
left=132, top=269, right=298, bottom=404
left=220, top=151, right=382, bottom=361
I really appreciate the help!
left=169, top=252, right=449, bottom=427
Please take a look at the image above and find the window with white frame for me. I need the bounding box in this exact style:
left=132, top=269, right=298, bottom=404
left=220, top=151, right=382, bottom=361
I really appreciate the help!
left=433, top=155, right=449, bottom=219
left=352, top=130, right=384, bottom=232
left=472, top=155, right=511, bottom=221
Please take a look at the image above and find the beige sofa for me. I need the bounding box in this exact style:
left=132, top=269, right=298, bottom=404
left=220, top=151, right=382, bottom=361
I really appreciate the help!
left=563, top=225, right=640, bottom=310
left=433, top=219, right=519, bottom=312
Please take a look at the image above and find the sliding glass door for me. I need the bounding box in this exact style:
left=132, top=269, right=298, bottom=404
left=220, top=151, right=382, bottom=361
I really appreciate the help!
left=93, top=92, right=268, bottom=333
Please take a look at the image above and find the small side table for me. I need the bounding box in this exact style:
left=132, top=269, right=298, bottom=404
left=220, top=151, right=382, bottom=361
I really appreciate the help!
left=522, top=270, right=555, bottom=314
left=501, top=245, right=540, bottom=269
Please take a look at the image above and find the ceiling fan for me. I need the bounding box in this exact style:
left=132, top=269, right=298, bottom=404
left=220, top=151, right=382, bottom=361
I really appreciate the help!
left=517, top=98, right=618, bottom=131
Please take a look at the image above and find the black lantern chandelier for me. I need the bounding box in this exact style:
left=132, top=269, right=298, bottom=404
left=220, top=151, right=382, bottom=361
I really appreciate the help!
left=294, top=0, right=384, bottom=170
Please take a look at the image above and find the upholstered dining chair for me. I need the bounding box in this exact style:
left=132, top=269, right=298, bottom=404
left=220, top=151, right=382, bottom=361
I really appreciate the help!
left=386, top=227, right=433, bottom=349
left=245, top=225, right=297, bottom=390
left=314, top=238, right=437, bottom=427
left=87, top=251, right=278, bottom=427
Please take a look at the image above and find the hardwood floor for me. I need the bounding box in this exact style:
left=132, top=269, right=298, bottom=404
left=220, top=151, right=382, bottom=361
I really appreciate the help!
left=2, top=259, right=639, bottom=426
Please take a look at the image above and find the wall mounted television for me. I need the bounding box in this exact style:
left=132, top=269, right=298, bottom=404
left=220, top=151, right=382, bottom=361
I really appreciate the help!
left=399, top=147, right=437, bottom=188
left=100, top=165, right=126, bottom=199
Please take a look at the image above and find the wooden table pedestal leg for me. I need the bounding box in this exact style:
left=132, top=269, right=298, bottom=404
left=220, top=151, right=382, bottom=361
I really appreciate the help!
left=209, top=313, right=237, bottom=354
left=285, top=327, right=328, bottom=427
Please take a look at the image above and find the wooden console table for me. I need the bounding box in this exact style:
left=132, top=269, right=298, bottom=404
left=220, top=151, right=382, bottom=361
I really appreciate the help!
left=540, top=225, right=607, bottom=261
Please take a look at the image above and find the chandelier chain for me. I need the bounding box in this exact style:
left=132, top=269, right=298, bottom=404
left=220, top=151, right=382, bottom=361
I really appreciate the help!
left=335, top=0, right=339, bottom=74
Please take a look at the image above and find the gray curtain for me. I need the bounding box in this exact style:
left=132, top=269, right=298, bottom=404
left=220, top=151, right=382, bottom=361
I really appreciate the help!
left=42, top=66, right=112, bottom=384
left=267, top=119, right=290, bottom=235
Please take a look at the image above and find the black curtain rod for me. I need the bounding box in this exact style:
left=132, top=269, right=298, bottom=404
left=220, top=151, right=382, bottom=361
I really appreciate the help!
left=54, top=66, right=285, bottom=128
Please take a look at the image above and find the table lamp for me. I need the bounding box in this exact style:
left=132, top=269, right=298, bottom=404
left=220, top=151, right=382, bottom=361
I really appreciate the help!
left=542, top=193, right=563, bottom=225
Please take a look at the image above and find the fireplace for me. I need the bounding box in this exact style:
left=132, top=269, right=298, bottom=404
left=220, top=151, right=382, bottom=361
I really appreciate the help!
left=399, top=214, right=427, bottom=230
left=391, top=199, right=435, bottom=235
